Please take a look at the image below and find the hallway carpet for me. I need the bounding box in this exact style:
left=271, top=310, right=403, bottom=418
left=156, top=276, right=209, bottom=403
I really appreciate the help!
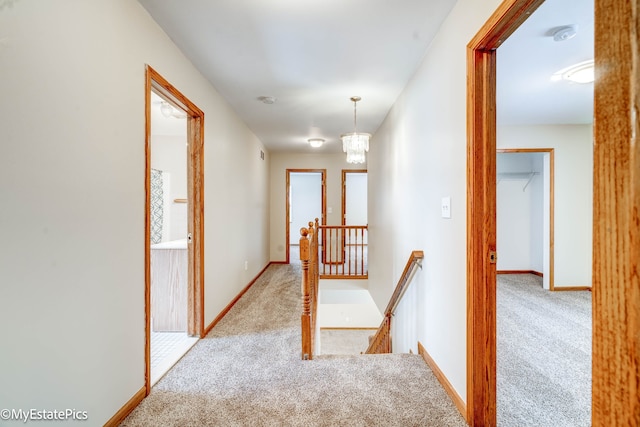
left=121, top=263, right=466, bottom=426
left=497, top=274, right=591, bottom=426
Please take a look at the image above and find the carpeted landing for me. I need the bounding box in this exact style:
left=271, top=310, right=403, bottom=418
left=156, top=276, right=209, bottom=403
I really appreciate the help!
left=121, top=263, right=466, bottom=426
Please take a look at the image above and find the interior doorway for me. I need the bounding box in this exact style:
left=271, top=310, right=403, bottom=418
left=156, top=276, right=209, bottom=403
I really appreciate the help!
left=496, top=149, right=554, bottom=289
left=496, top=146, right=592, bottom=425
left=464, top=0, right=638, bottom=425
left=148, top=90, right=197, bottom=386
left=145, top=66, right=205, bottom=394
left=467, top=0, right=616, bottom=425
left=342, top=170, right=368, bottom=235
left=285, top=169, right=326, bottom=264
left=342, top=170, right=368, bottom=267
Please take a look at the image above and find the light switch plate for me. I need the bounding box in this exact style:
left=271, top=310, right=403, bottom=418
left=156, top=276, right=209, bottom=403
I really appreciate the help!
left=441, top=197, right=451, bottom=219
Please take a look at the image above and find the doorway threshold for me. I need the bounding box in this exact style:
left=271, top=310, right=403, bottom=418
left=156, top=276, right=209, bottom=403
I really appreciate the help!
left=150, top=332, right=199, bottom=386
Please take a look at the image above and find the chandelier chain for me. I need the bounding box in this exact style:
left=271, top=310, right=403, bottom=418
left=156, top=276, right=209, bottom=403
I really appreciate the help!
left=353, top=99, right=357, bottom=132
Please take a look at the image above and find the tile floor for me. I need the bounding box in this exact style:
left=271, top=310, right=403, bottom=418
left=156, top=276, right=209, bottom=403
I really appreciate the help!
left=150, top=331, right=198, bottom=386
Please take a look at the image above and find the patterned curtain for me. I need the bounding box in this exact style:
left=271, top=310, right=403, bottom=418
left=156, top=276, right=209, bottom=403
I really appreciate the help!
left=150, top=169, right=164, bottom=244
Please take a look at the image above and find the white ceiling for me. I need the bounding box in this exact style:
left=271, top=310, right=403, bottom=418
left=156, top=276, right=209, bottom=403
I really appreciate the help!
left=139, top=0, right=593, bottom=148
left=497, top=0, right=594, bottom=125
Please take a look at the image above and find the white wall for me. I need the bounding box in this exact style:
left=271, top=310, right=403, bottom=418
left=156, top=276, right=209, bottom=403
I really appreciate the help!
left=270, top=153, right=365, bottom=261
left=151, top=134, right=188, bottom=242
left=368, top=0, right=504, bottom=402
left=498, top=125, right=593, bottom=287
left=0, top=1, right=269, bottom=424
left=289, top=173, right=322, bottom=245
left=498, top=179, right=534, bottom=268
left=496, top=152, right=545, bottom=272
left=530, top=154, right=545, bottom=273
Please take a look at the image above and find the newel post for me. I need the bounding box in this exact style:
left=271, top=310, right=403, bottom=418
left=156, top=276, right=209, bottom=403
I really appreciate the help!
left=300, top=227, right=312, bottom=360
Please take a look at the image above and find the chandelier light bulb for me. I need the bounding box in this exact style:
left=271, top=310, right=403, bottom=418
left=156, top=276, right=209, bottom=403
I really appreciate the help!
left=340, top=96, right=370, bottom=164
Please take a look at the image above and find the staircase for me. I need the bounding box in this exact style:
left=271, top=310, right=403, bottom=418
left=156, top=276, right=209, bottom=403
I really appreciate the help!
left=121, top=260, right=467, bottom=426
left=299, top=219, right=424, bottom=359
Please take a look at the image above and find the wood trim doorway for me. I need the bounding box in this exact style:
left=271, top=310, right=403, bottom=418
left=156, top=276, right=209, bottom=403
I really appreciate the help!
left=591, top=0, right=639, bottom=424
left=466, top=1, right=551, bottom=424
left=467, top=0, right=639, bottom=426
left=497, top=148, right=554, bottom=290
left=285, top=169, right=327, bottom=264
left=145, top=66, right=205, bottom=395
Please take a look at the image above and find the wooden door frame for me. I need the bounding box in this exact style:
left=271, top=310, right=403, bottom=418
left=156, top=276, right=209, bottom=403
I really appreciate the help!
left=591, top=0, right=639, bottom=424
left=145, top=66, right=205, bottom=395
left=496, top=148, right=554, bottom=289
left=285, top=169, right=326, bottom=264
left=466, top=2, right=544, bottom=422
left=468, top=0, right=639, bottom=425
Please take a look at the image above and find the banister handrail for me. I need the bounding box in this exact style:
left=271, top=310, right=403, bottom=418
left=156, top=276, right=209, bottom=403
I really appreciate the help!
left=383, top=250, right=424, bottom=316
left=317, top=225, right=368, bottom=229
left=365, top=250, right=424, bottom=354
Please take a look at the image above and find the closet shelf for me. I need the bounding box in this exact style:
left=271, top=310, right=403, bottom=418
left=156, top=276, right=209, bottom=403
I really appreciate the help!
left=497, top=172, right=540, bottom=192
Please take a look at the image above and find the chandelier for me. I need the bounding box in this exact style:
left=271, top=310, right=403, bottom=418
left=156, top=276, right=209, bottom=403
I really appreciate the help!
left=341, top=96, right=370, bottom=164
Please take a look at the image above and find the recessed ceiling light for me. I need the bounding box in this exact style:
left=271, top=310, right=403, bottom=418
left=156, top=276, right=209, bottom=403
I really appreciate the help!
left=551, top=59, right=594, bottom=84
left=308, top=138, right=324, bottom=148
left=257, top=96, right=277, bottom=104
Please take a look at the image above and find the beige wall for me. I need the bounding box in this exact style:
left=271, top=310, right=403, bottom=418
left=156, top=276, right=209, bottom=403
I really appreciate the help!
left=368, top=0, right=504, bottom=402
left=498, top=124, right=593, bottom=287
left=0, top=1, right=269, bottom=423
left=269, top=153, right=366, bottom=262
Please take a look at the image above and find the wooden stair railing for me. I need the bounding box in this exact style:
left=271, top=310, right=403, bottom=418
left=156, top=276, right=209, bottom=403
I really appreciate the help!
left=300, top=219, right=320, bottom=360
left=318, top=224, right=368, bottom=279
left=365, top=250, right=424, bottom=354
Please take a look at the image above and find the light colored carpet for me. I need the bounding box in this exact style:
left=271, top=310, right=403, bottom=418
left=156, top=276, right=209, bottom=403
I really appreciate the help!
left=497, top=274, right=591, bottom=427
left=319, top=329, right=375, bottom=355
left=121, top=263, right=466, bottom=426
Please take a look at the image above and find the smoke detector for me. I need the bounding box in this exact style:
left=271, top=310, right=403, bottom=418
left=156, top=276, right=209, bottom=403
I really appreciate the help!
left=552, top=25, right=578, bottom=42
left=257, top=96, right=277, bottom=104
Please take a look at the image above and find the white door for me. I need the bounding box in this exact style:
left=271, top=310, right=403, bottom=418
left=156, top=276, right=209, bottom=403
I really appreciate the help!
left=290, top=172, right=323, bottom=245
